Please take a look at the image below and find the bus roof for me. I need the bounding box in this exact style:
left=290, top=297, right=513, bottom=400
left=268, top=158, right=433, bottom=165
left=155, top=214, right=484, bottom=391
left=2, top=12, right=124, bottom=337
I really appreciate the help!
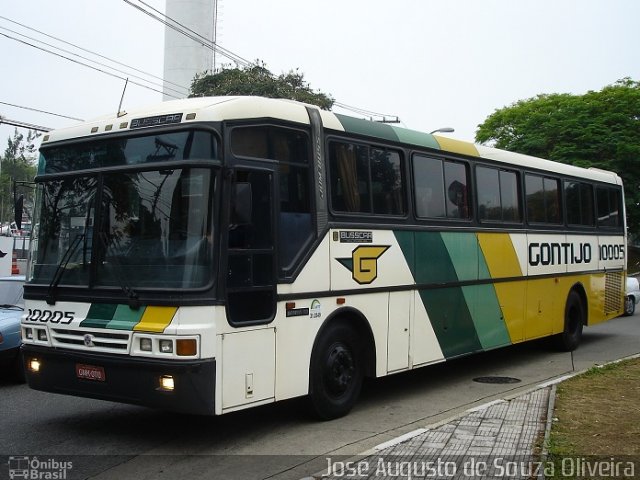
left=41, top=96, right=621, bottom=185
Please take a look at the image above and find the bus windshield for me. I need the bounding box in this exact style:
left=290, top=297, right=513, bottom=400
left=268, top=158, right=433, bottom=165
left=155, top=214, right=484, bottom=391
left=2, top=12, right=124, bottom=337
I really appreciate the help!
left=30, top=167, right=216, bottom=291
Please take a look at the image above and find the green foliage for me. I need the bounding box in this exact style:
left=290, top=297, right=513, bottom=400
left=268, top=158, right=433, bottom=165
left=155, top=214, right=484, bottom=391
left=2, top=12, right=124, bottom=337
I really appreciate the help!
left=1, top=128, right=38, bottom=224
left=189, top=61, right=334, bottom=110
left=476, top=78, right=640, bottom=239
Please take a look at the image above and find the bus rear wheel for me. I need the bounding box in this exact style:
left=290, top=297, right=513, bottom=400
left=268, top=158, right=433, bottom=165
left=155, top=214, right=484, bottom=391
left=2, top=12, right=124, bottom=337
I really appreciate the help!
left=308, top=323, right=364, bottom=420
left=553, top=290, right=584, bottom=351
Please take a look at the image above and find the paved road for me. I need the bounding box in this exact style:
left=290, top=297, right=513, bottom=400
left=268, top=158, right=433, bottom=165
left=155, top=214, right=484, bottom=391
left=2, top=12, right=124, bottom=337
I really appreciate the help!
left=2, top=313, right=639, bottom=480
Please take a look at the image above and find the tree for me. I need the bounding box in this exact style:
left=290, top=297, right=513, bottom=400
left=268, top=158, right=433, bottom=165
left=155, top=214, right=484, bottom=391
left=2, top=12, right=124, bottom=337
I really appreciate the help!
left=476, top=78, right=640, bottom=239
left=1, top=129, right=39, bottom=224
left=190, top=61, right=334, bottom=110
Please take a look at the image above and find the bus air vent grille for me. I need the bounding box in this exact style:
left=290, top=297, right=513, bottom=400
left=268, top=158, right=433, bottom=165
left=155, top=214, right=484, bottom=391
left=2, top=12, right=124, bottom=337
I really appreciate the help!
left=604, top=272, right=623, bottom=315
left=50, top=328, right=131, bottom=354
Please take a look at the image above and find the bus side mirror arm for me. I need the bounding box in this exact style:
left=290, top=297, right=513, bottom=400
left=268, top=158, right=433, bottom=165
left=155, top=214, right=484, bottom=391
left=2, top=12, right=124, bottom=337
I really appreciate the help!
left=14, top=194, right=24, bottom=230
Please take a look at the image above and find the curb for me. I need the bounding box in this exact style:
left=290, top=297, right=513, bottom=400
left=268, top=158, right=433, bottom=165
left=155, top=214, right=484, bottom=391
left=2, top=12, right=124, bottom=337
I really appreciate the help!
left=305, top=352, right=640, bottom=480
left=538, top=384, right=557, bottom=480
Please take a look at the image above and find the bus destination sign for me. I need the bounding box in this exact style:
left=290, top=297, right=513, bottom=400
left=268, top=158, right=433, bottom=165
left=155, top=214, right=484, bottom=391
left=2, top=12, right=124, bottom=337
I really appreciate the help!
left=130, top=113, right=183, bottom=129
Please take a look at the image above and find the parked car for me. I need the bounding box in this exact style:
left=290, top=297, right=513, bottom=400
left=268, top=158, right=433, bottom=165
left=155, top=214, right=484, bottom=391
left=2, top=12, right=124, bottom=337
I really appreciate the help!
left=0, top=275, right=25, bottom=382
left=0, top=221, right=31, bottom=237
left=624, top=276, right=640, bottom=316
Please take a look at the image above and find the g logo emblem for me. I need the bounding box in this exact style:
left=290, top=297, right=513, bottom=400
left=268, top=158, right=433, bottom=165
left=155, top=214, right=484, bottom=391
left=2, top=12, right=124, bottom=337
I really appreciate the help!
left=338, top=245, right=390, bottom=285
left=83, top=334, right=94, bottom=347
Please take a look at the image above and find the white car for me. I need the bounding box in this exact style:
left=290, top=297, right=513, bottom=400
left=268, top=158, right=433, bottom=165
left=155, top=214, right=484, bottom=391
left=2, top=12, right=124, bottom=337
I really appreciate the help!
left=624, top=276, right=640, bottom=316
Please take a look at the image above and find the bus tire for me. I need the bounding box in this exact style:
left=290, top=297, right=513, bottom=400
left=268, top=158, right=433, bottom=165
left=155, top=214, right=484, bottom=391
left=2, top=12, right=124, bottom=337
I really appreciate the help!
left=554, top=290, right=584, bottom=352
left=308, top=323, right=364, bottom=420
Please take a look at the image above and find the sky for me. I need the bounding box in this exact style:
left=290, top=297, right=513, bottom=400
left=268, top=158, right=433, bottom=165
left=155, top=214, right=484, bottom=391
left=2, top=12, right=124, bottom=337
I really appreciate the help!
left=0, top=0, right=639, bottom=151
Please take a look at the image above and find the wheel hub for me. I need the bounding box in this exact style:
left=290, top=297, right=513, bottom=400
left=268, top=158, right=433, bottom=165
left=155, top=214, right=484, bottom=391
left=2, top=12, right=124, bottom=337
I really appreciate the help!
left=325, top=345, right=354, bottom=395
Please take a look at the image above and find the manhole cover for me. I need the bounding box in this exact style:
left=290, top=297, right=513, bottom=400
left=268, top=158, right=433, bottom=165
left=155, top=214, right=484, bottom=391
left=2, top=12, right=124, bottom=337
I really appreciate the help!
left=473, top=376, right=521, bottom=384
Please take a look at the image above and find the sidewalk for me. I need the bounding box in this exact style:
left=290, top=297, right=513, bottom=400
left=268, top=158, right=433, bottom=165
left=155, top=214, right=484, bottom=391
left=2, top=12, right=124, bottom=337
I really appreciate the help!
left=312, top=386, right=552, bottom=480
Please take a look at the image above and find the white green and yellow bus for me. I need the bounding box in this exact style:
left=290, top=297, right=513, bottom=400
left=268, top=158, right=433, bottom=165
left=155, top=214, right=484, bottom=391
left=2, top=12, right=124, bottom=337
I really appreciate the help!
left=21, top=96, right=626, bottom=419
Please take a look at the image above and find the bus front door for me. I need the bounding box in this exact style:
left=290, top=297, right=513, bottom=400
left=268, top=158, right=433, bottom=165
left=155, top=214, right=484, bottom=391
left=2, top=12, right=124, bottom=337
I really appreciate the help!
left=222, top=169, right=277, bottom=411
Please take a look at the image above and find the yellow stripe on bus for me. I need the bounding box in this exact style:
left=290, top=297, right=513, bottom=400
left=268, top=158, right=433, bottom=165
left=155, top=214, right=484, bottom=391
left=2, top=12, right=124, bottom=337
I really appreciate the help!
left=477, top=233, right=522, bottom=278
left=433, top=136, right=479, bottom=157
left=133, top=306, right=178, bottom=333
left=477, top=233, right=525, bottom=343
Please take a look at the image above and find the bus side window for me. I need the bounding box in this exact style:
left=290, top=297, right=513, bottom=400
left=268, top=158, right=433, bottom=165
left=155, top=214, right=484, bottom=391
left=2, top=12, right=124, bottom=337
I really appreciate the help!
left=413, top=155, right=445, bottom=218
left=413, top=155, right=469, bottom=220
left=230, top=125, right=313, bottom=276
left=525, top=174, right=561, bottom=224
left=596, top=186, right=622, bottom=229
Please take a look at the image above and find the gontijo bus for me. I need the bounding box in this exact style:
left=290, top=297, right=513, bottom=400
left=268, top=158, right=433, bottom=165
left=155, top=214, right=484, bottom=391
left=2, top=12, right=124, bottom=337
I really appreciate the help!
left=21, top=96, right=626, bottom=419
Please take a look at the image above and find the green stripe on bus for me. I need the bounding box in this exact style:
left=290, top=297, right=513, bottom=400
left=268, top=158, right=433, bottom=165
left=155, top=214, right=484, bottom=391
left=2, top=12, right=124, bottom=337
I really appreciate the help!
left=335, top=114, right=400, bottom=143
left=443, top=232, right=512, bottom=349
left=414, top=232, right=459, bottom=284
left=419, top=287, right=482, bottom=358
left=105, top=305, right=146, bottom=330
left=395, top=231, right=482, bottom=357
left=461, top=283, right=512, bottom=350
left=394, top=230, right=415, bottom=278
left=391, top=126, right=441, bottom=149
left=441, top=232, right=478, bottom=282
left=395, top=230, right=510, bottom=356
left=80, top=303, right=118, bottom=329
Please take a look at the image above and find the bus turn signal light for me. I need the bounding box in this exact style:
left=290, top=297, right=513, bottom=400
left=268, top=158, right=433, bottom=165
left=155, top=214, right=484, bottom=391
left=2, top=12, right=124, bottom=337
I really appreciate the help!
left=176, top=339, right=197, bottom=356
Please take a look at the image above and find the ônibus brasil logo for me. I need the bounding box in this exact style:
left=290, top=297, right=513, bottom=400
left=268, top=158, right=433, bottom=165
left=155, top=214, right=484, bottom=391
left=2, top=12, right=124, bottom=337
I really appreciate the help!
left=7, top=456, right=73, bottom=479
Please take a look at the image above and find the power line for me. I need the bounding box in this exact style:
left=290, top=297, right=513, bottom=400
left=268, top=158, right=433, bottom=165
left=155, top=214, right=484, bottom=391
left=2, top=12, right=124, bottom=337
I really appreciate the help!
left=0, top=14, right=190, bottom=96
left=1, top=10, right=400, bottom=127
left=334, top=101, right=399, bottom=120
left=0, top=30, right=181, bottom=99
left=123, top=0, right=252, bottom=68
left=0, top=101, right=83, bottom=122
left=127, top=1, right=401, bottom=120
left=132, top=0, right=249, bottom=66
left=0, top=25, right=188, bottom=98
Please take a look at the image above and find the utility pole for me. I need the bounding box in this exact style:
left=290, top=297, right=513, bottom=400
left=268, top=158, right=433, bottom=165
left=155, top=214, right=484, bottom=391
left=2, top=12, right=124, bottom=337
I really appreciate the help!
left=163, top=0, right=216, bottom=100
left=212, top=0, right=219, bottom=72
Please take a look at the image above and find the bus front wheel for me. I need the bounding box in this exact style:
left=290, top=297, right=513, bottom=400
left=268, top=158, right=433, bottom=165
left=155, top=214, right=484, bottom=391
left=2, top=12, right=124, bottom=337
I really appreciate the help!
left=554, top=290, right=585, bottom=351
left=308, top=323, right=364, bottom=420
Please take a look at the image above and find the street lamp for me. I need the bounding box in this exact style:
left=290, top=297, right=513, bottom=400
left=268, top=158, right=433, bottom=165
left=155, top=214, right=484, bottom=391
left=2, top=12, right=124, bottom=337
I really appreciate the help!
left=429, top=127, right=455, bottom=134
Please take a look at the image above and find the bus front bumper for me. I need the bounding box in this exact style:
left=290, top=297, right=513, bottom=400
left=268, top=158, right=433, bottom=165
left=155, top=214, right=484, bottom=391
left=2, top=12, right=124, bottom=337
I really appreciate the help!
left=22, top=345, right=216, bottom=415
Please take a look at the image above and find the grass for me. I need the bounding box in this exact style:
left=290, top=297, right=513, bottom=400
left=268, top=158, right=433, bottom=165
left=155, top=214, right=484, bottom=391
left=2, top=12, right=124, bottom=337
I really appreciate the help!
left=546, top=357, right=640, bottom=478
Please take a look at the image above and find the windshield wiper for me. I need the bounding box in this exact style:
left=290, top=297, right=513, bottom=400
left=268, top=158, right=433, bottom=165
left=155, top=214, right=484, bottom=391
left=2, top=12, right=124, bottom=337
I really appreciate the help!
left=46, top=234, right=84, bottom=305
left=98, top=232, right=140, bottom=309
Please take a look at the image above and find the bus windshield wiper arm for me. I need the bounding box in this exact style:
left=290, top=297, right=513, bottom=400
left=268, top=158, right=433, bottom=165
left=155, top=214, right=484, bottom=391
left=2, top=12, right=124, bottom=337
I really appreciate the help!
left=98, top=232, right=140, bottom=309
left=46, top=234, right=84, bottom=305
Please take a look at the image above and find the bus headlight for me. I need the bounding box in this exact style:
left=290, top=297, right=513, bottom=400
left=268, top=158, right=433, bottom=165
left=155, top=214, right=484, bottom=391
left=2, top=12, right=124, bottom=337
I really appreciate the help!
left=159, top=339, right=173, bottom=354
left=159, top=375, right=175, bottom=391
left=132, top=334, right=199, bottom=358
left=28, top=358, right=41, bottom=373
left=140, top=337, right=152, bottom=351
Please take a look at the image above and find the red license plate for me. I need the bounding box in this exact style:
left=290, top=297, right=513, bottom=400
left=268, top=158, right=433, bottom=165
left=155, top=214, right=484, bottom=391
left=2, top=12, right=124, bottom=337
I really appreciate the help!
left=76, top=364, right=106, bottom=382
